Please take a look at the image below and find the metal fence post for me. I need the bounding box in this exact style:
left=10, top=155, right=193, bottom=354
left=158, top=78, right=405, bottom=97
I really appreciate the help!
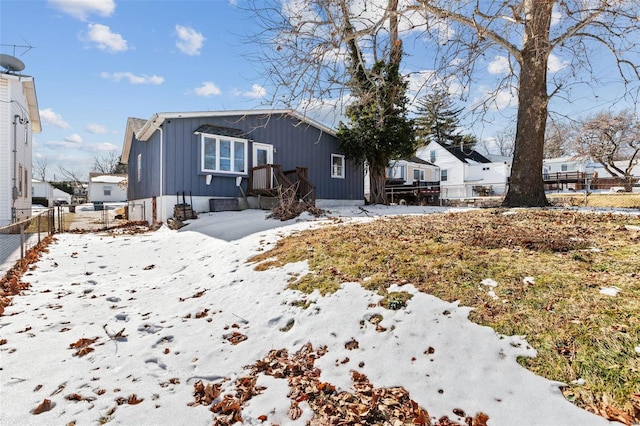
left=20, top=225, right=25, bottom=259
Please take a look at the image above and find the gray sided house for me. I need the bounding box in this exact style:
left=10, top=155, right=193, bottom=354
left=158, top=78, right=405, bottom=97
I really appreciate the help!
left=121, top=110, right=364, bottom=224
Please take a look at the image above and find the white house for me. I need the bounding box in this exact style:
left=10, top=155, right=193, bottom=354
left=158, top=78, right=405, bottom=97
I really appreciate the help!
left=88, top=174, right=127, bottom=203
left=1, top=60, right=41, bottom=226
left=416, top=141, right=511, bottom=199
left=543, top=156, right=640, bottom=177
left=386, top=156, right=440, bottom=184
left=32, top=179, right=72, bottom=206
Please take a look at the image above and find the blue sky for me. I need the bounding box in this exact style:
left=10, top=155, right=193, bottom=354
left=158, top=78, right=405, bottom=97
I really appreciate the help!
left=2, top=0, right=269, bottom=180
left=2, top=0, right=637, bottom=180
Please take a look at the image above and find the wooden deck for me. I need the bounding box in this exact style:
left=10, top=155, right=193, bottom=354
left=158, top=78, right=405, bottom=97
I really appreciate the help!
left=248, top=164, right=316, bottom=204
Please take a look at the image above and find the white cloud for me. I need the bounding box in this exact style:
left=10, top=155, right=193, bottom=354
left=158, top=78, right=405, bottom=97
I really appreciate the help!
left=48, top=0, right=115, bottom=21
left=94, top=142, right=119, bottom=151
left=193, top=81, right=221, bottom=97
left=243, top=84, right=267, bottom=99
left=40, top=108, right=70, bottom=128
left=488, top=55, right=511, bottom=75
left=84, top=23, right=128, bottom=53
left=175, top=25, right=205, bottom=56
left=548, top=53, right=568, bottom=73
left=65, top=133, right=83, bottom=144
left=85, top=123, right=109, bottom=134
left=101, top=71, right=164, bottom=85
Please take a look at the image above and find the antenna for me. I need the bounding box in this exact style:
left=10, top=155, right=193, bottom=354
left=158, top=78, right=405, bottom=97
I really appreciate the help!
left=0, top=41, right=34, bottom=73
left=0, top=54, right=25, bottom=73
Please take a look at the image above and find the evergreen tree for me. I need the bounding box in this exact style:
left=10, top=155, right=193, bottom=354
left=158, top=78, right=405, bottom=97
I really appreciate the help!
left=336, top=1, right=415, bottom=205
left=414, top=88, right=476, bottom=150
left=337, top=42, right=415, bottom=205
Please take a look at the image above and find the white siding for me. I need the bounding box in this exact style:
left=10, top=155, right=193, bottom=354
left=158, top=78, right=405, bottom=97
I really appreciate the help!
left=1, top=74, right=37, bottom=225
left=0, top=78, right=10, bottom=225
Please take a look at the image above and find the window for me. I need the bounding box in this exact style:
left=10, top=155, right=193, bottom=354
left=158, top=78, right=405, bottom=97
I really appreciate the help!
left=103, top=186, right=112, bottom=196
left=441, top=169, right=448, bottom=182
left=137, top=154, right=142, bottom=182
left=201, top=135, right=247, bottom=174
left=430, top=150, right=436, bottom=163
left=561, top=164, right=568, bottom=172
left=331, top=154, right=345, bottom=178
left=18, top=164, right=23, bottom=196
left=413, top=169, right=425, bottom=181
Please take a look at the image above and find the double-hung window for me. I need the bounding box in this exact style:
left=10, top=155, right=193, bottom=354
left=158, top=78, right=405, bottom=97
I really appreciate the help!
left=414, top=169, right=425, bottom=181
left=331, top=154, right=345, bottom=178
left=201, top=135, right=247, bottom=174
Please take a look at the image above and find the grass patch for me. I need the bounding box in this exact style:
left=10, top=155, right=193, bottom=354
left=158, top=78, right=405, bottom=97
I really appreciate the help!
left=548, top=192, right=640, bottom=209
left=248, top=209, right=640, bottom=422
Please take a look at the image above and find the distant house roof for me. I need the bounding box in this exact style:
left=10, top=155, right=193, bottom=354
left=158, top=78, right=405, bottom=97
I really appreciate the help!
left=406, top=156, right=437, bottom=167
left=437, top=141, right=491, bottom=164
left=121, top=109, right=335, bottom=165
left=193, top=124, right=248, bottom=139
left=89, top=173, right=127, bottom=184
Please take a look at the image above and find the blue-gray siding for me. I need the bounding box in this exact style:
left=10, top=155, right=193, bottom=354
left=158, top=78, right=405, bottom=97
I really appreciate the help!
left=127, top=113, right=364, bottom=201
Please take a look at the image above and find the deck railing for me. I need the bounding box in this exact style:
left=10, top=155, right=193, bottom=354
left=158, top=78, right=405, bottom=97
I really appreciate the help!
left=249, top=164, right=316, bottom=204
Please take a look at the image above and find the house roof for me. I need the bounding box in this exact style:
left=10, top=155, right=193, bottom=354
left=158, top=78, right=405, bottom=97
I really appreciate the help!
left=1, top=72, right=41, bottom=133
left=437, top=141, right=491, bottom=164
left=406, top=156, right=437, bottom=167
left=193, top=124, right=249, bottom=139
left=121, top=109, right=335, bottom=164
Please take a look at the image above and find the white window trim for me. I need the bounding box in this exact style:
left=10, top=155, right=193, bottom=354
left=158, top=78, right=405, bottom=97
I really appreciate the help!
left=200, top=133, right=248, bottom=175
left=331, top=154, right=345, bottom=179
left=136, top=154, right=142, bottom=182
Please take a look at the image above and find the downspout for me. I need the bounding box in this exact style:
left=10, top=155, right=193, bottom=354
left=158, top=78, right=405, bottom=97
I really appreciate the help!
left=11, top=114, right=23, bottom=221
left=158, top=125, right=164, bottom=223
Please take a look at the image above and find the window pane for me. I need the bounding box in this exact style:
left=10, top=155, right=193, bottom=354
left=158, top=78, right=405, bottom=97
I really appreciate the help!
left=234, top=141, right=245, bottom=172
left=204, top=137, right=217, bottom=170
left=256, top=149, right=268, bottom=166
left=219, top=140, right=231, bottom=171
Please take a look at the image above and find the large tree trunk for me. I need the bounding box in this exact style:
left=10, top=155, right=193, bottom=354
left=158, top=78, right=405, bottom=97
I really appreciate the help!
left=368, top=158, right=388, bottom=204
left=502, top=1, right=553, bottom=207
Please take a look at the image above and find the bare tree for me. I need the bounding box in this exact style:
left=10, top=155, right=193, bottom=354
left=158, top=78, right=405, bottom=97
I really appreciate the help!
left=475, top=128, right=515, bottom=157
left=413, top=1, right=640, bottom=206
left=544, top=118, right=575, bottom=159
left=246, top=0, right=416, bottom=204
left=574, top=110, right=640, bottom=191
left=92, top=151, right=122, bottom=174
left=33, top=158, right=48, bottom=181
left=56, top=166, right=84, bottom=185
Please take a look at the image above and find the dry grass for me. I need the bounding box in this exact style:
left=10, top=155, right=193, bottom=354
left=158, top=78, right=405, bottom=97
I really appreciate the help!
left=548, top=192, right=640, bottom=209
left=249, top=209, right=640, bottom=423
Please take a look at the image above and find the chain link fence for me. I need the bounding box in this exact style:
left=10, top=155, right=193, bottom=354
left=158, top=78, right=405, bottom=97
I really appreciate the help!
left=546, top=176, right=640, bottom=209
left=1, top=208, right=58, bottom=277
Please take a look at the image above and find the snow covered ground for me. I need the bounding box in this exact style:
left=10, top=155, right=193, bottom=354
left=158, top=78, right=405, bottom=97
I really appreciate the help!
left=0, top=205, right=617, bottom=425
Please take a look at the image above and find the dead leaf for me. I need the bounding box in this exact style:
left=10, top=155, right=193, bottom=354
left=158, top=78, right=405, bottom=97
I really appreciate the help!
left=32, top=399, right=54, bottom=414
left=127, top=394, right=144, bottom=405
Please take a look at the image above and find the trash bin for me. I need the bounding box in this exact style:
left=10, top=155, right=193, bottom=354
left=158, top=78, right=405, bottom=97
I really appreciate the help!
left=93, top=201, right=104, bottom=211
left=69, top=205, right=76, bottom=213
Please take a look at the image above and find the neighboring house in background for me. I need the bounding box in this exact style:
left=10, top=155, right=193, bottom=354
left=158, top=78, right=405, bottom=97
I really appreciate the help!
left=0, top=60, right=41, bottom=226
left=416, top=141, right=511, bottom=199
left=543, top=157, right=640, bottom=191
left=121, top=109, right=364, bottom=224
left=385, top=156, right=440, bottom=185
left=88, top=173, right=127, bottom=203
left=32, top=179, right=72, bottom=206
left=367, top=156, right=440, bottom=205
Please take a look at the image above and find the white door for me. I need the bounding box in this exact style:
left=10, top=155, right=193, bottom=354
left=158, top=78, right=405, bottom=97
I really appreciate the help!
left=252, top=143, right=274, bottom=189
left=253, top=143, right=273, bottom=167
